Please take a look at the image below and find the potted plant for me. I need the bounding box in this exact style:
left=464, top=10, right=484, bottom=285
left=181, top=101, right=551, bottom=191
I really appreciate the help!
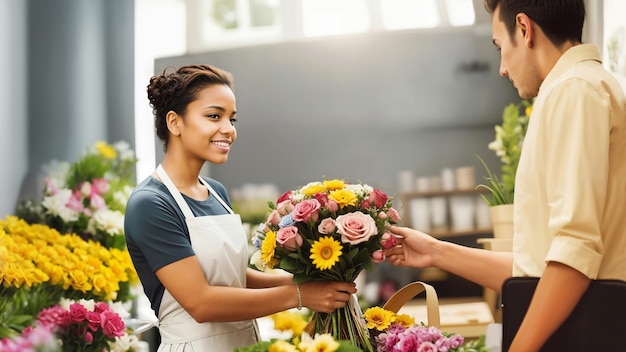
left=477, top=99, right=532, bottom=238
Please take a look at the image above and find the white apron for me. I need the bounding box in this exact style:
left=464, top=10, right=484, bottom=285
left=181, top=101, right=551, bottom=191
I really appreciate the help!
left=155, top=165, right=259, bottom=352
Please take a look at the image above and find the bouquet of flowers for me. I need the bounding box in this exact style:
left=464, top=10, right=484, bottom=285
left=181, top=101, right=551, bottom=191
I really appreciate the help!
left=0, top=216, right=139, bottom=337
left=477, top=100, right=532, bottom=205
left=17, top=140, right=137, bottom=249
left=249, top=179, right=401, bottom=350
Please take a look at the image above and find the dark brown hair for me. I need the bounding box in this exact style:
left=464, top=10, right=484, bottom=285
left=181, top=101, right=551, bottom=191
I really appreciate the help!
left=484, top=0, right=585, bottom=47
left=147, top=64, right=234, bottom=151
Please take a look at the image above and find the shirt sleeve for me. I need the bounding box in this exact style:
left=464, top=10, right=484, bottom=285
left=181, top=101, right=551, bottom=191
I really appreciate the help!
left=125, top=187, right=195, bottom=273
left=541, top=78, right=610, bottom=278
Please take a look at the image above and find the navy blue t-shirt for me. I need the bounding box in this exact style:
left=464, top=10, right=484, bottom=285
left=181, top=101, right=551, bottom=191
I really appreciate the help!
left=124, top=175, right=231, bottom=315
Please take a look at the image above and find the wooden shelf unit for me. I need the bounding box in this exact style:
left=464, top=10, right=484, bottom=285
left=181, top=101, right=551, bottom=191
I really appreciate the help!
left=399, top=188, right=492, bottom=238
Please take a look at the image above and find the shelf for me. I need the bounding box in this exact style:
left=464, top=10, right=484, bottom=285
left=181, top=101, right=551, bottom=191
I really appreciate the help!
left=398, top=188, right=492, bottom=238
left=400, top=188, right=489, bottom=199
left=430, top=227, right=493, bottom=238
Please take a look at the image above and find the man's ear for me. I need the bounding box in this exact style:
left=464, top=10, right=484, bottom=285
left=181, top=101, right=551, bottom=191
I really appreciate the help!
left=166, top=111, right=181, bottom=136
left=516, top=13, right=534, bottom=48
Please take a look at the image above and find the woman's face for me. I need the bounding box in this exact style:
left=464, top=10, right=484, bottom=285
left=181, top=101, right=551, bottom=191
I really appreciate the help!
left=177, top=84, right=237, bottom=164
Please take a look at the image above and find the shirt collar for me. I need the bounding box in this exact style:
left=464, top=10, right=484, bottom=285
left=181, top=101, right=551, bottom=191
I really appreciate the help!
left=540, top=44, right=602, bottom=93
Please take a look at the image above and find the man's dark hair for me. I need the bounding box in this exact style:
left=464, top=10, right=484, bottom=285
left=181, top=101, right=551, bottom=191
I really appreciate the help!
left=484, top=0, right=585, bottom=47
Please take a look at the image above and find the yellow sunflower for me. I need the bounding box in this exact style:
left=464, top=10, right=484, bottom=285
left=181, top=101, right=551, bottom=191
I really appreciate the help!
left=322, top=179, right=346, bottom=191
left=363, top=306, right=395, bottom=331
left=261, top=231, right=277, bottom=266
left=328, top=189, right=357, bottom=208
left=309, top=236, right=342, bottom=271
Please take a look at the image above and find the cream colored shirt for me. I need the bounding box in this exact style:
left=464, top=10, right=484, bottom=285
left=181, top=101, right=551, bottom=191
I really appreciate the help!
left=513, top=44, right=626, bottom=280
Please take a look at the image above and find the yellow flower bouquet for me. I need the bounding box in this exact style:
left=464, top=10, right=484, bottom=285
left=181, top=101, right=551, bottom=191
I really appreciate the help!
left=249, top=179, right=400, bottom=350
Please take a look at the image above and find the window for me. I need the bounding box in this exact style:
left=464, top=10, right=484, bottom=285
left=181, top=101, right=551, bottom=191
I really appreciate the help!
left=301, top=0, right=369, bottom=37
left=380, top=0, right=440, bottom=30
left=445, top=0, right=475, bottom=27
left=189, top=0, right=281, bottom=51
left=187, top=0, right=477, bottom=50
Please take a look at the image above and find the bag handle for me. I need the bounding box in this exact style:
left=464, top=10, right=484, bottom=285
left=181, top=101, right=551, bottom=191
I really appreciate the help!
left=382, top=281, right=441, bottom=327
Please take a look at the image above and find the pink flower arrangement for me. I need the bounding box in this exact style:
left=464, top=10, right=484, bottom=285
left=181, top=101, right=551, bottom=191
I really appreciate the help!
left=375, top=323, right=464, bottom=352
left=37, top=300, right=126, bottom=352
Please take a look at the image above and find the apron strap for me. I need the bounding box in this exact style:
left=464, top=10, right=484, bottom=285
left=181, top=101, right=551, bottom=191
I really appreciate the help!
left=156, top=164, right=234, bottom=218
left=156, top=164, right=195, bottom=219
left=198, top=177, right=234, bottom=214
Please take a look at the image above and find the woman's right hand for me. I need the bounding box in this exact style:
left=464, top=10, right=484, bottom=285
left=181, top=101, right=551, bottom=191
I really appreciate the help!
left=299, top=281, right=356, bottom=313
left=384, top=225, right=439, bottom=269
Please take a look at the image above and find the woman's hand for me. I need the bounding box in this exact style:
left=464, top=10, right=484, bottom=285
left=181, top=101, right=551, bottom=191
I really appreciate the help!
left=299, top=281, right=356, bottom=313
left=383, top=225, right=439, bottom=269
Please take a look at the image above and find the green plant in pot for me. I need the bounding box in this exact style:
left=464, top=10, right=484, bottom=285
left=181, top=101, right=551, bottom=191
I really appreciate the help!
left=477, top=99, right=533, bottom=237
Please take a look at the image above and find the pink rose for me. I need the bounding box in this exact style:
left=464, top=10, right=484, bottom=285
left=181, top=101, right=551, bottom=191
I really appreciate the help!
left=372, top=250, right=385, bottom=263
left=69, top=303, right=87, bottom=323
left=276, top=226, right=303, bottom=251
left=313, top=193, right=329, bottom=207
left=318, top=218, right=336, bottom=234
left=327, top=200, right=339, bottom=212
left=84, top=331, right=93, bottom=343
left=387, top=208, right=401, bottom=222
left=266, top=210, right=281, bottom=226
left=335, top=211, right=377, bottom=245
left=369, top=189, right=389, bottom=208
left=360, top=199, right=371, bottom=209
left=292, top=199, right=321, bottom=223
left=276, top=200, right=294, bottom=215
left=86, top=310, right=101, bottom=332
left=100, top=310, right=125, bottom=338
left=380, top=232, right=398, bottom=250
left=94, top=301, right=110, bottom=313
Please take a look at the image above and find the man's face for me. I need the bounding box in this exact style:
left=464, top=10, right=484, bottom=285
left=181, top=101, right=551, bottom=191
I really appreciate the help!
left=491, top=7, right=540, bottom=99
